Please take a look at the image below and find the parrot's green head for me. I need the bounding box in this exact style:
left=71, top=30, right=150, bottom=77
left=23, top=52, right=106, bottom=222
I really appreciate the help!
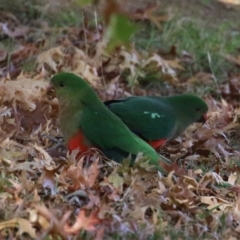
left=168, top=94, right=208, bottom=124
left=47, top=72, right=98, bottom=106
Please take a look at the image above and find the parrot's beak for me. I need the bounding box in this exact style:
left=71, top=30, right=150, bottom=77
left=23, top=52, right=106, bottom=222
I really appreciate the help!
left=197, top=113, right=208, bottom=125
left=46, top=84, right=55, bottom=100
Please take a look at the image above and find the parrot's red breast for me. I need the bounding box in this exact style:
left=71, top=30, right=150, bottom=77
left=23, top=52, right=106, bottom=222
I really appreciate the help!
left=67, top=129, right=90, bottom=154
left=148, top=139, right=166, bottom=149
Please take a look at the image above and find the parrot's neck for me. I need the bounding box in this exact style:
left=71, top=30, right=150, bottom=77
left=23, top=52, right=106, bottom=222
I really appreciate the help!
left=58, top=90, right=104, bottom=144
left=166, top=97, right=193, bottom=137
left=59, top=101, right=83, bottom=144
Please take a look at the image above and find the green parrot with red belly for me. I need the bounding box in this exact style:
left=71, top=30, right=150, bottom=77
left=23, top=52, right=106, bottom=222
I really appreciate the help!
left=47, top=72, right=171, bottom=172
left=104, top=95, right=208, bottom=149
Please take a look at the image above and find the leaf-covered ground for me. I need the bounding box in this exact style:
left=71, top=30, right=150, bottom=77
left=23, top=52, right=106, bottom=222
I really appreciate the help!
left=1, top=0, right=240, bottom=239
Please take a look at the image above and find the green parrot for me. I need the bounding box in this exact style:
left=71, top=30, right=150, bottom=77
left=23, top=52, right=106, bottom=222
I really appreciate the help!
left=104, top=95, right=208, bottom=149
left=47, top=72, right=171, bottom=171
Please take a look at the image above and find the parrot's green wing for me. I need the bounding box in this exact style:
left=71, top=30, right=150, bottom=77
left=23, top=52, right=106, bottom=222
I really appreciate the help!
left=104, top=97, right=177, bottom=141
left=79, top=106, right=171, bottom=166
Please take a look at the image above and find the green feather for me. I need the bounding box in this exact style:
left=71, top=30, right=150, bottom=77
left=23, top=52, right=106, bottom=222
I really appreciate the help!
left=50, top=72, right=171, bottom=171
left=105, top=95, right=208, bottom=141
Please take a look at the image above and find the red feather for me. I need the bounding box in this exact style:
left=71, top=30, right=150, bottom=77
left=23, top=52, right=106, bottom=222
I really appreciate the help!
left=68, top=129, right=90, bottom=154
left=148, top=139, right=166, bottom=149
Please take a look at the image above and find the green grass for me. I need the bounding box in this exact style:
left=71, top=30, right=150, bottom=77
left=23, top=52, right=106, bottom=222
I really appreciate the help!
left=46, top=8, right=85, bottom=27
left=0, top=0, right=43, bottom=22
left=0, top=174, right=11, bottom=194
left=0, top=0, right=85, bottom=26
left=134, top=16, right=240, bottom=81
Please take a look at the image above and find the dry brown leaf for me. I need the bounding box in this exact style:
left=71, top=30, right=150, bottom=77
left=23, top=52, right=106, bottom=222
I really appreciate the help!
left=72, top=59, right=100, bottom=88
left=0, top=217, right=36, bottom=238
left=0, top=74, right=48, bottom=110
left=108, top=171, right=124, bottom=189
left=64, top=210, right=101, bottom=233
left=37, top=46, right=64, bottom=72
left=201, top=196, right=233, bottom=211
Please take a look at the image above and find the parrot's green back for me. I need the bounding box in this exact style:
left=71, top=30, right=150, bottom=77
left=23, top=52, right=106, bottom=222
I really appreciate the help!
left=49, top=72, right=171, bottom=170
left=105, top=95, right=208, bottom=142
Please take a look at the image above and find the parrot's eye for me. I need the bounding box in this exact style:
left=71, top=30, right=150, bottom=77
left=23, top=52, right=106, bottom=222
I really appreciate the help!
left=196, top=107, right=200, bottom=111
left=59, top=82, right=65, bottom=87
